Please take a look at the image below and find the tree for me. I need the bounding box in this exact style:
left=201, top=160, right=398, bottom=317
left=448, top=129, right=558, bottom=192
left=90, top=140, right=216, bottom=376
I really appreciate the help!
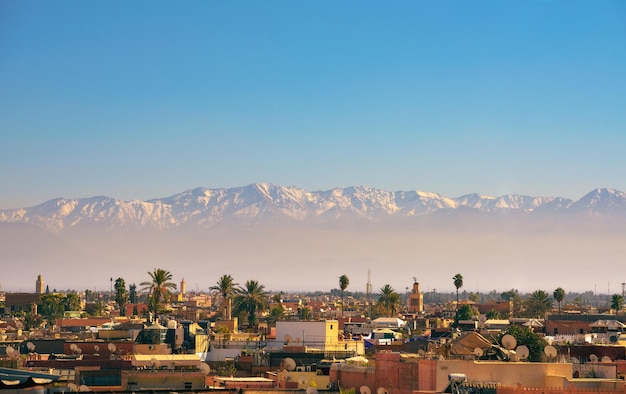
left=553, top=287, right=565, bottom=313
left=378, top=284, right=400, bottom=317
left=38, top=294, right=65, bottom=323
left=452, top=304, right=478, bottom=328
left=611, top=294, right=624, bottom=315
left=210, top=274, right=238, bottom=320
left=339, top=274, right=350, bottom=317
left=298, top=305, right=312, bottom=320
left=129, top=283, right=137, bottom=304
left=140, top=268, right=177, bottom=318
left=266, top=305, right=285, bottom=327
left=63, top=293, right=82, bottom=312
left=501, top=289, right=522, bottom=317
left=233, top=280, right=269, bottom=328
left=486, top=309, right=501, bottom=320
left=524, top=290, right=553, bottom=318
left=20, top=309, right=43, bottom=331
left=502, top=325, right=547, bottom=362
left=114, top=278, right=129, bottom=316
left=453, top=274, right=463, bottom=309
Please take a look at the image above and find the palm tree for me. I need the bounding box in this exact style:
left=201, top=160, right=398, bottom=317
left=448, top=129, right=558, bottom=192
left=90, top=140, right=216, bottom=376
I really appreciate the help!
left=378, top=284, right=400, bottom=317
left=553, top=287, right=565, bottom=313
left=524, top=290, right=553, bottom=318
left=233, top=280, right=269, bottom=328
left=266, top=305, right=285, bottom=327
left=210, top=274, right=238, bottom=320
left=453, top=274, right=463, bottom=309
left=611, top=294, right=624, bottom=315
left=298, top=305, right=312, bottom=320
left=140, top=268, right=177, bottom=319
left=339, top=274, right=350, bottom=317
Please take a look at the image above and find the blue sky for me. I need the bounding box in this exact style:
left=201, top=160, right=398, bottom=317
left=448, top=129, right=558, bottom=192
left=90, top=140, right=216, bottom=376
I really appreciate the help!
left=1, top=1, right=625, bottom=209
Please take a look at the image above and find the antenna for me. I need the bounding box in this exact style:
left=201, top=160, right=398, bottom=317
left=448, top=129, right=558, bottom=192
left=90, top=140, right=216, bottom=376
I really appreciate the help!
left=516, top=345, right=529, bottom=360
left=199, top=362, right=211, bottom=375
left=501, top=334, right=517, bottom=350
left=545, top=345, right=558, bottom=360
left=473, top=348, right=484, bottom=358
left=282, top=357, right=296, bottom=371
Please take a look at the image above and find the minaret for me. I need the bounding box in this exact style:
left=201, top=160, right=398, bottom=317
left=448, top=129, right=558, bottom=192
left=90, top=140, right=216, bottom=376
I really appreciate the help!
left=180, top=278, right=187, bottom=297
left=408, top=279, right=423, bottom=313
left=36, top=274, right=44, bottom=294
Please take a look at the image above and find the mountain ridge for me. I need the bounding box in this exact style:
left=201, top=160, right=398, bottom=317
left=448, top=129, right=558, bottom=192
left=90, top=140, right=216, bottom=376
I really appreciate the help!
left=0, top=184, right=624, bottom=233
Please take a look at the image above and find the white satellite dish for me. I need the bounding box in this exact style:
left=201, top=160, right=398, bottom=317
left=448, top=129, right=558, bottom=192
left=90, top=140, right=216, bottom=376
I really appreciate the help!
left=295, top=337, right=302, bottom=344
left=70, top=343, right=78, bottom=352
left=473, top=347, right=484, bottom=357
left=589, top=354, right=598, bottom=362
left=570, top=356, right=580, bottom=364
left=76, top=347, right=82, bottom=354
left=516, top=345, right=529, bottom=360
left=67, top=383, right=79, bottom=392
left=5, top=346, right=15, bottom=356
left=15, top=321, right=23, bottom=329
left=199, top=362, right=211, bottom=375
left=501, top=334, right=517, bottom=350
left=602, top=356, right=612, bottom=363
left=284, top=334, right=292, bottom=344
left=360, top=386, right=372, bottom=394
left=282, top=357, right=296, bottom=371
left=544, top=345, right=557, bottom=359
left=78, top=384, right=89, bottom=392
left=306, top=387, right=318, bottom=394
left=27, top=342, right=36, bottom=352
left=108, top=343, right=116, bottom=352
left=298, top=375, right=308, bottom=386
left=377, top=387, right=389, bottom=394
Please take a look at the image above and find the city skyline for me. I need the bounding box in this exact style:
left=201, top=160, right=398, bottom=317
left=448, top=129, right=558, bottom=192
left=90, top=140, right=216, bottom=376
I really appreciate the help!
left=2, top=1, right=626, bottom=209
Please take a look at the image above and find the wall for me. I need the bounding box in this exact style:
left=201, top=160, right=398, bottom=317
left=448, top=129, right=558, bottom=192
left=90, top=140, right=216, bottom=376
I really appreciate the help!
left=275, top=320, right=339, bottom=348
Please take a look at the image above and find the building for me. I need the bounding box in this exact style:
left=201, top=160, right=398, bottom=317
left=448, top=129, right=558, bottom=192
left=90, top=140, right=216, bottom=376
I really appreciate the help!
left=35, top=274, right=45, bottom=294
left=408, top=281, right=424, bottom=313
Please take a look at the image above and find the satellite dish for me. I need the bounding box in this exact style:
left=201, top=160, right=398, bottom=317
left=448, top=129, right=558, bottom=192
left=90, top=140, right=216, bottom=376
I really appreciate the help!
left=68, top=383, right=79, bottom=392
left=501, top=334, right=517, bottom=350
left=295, top=337, right=302, bottom=344
left=360, top=386, right=372, bottom=394
left=418, top=349, right=425, bottom=357
left=70, top=343, right=78, bottom=352
left=199, top=362, right=211, bottom=375
left=516, top=345, right=529, bottom=360
left=93, top=345, right=99, bottom=353
left=570, top=356, right=580, bottom=364
left=108, top=343, right=116, bottom=352
left=26, top=342, right=35, bottom=352
left=298, top=375, right=308, bottom=386
left=306, top=387, right=319, bottom=394
left=151, top=357, right=160, bottom=368
left=5, top=346, right=15, bottom=356
left=589, top=354, right=598, bottom=362
left=78, top=384, right=89, bottom=392
left=15, top=321, right=24, bottom=329
left=377, top=387, right=389, bottom=394
left=544, top=345, right=557, bottom=359
left=602, top=356, right=612, bottom=363
left=473, top=347, right=484, bottom=357
left=76, top=347, right=82, bottom=354
left=284, top=334, right=292, bottom=344
left=283, top=357, right=296, bottom=371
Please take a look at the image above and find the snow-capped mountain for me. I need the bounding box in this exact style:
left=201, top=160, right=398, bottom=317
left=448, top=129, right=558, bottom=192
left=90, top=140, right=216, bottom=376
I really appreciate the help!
left=0, top=184, right=624, bottom=233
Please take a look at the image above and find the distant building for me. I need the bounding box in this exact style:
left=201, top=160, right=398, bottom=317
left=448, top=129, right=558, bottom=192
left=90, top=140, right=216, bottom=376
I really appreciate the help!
left=180, top=278, right=186, bottom=297
left=408, top=281, right=423, bottom=313
left=36, top=274, right=45, bottom=294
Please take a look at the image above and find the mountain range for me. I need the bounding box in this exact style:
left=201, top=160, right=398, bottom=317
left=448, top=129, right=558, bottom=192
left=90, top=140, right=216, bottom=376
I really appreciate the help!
left=1, top=184, right=625, bottom=233
left=1, top=184, right=625, bottom=293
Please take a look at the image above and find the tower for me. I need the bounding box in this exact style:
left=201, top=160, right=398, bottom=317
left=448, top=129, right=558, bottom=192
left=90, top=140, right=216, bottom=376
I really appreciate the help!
left=180, top=278, right=187, bottom=297
left=408, top=279, right=423, bottom=313
left=35, top=274, right=44, bottom=294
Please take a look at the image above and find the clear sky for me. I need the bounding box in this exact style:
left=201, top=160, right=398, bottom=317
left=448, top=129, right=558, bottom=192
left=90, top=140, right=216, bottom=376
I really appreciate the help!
left=1, top=1, right=625, bottom=209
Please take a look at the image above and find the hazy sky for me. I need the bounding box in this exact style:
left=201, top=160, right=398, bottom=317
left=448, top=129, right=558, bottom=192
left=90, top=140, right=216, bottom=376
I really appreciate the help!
left=2, top=1, right=625, bottom=209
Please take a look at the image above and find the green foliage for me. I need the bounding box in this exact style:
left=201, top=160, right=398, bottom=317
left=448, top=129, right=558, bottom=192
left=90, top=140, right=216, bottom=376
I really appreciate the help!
left=611, top=294, right=624, bottom=314
left=452, top=304, right=477, bottom=328
left=63, top=293, right=82, bottom=311
left=298, top=306, right=312, bottom=320
left=339, top=274, right=349, bottom=316
left=114, top=278, right=129, bottom=316
left=486, top=309, right=501, bottom=320
left=378, top=284, right=400, bottom=317
left=524, top=290, right=553, bottom=318
left=129, top=284, right=137, bottom=304
left=453, top=273, right=463, bottom=306
left=233, top=279, right=268, bottom=327
left=502, top=325, right=547, bottom=362
left=140, top=268, right=177, bottom=316
left=38, top=293, right=66, bottom=322
left=553, top=287, right=565, bottom=313
left=266, top=305, right=285, bottom=325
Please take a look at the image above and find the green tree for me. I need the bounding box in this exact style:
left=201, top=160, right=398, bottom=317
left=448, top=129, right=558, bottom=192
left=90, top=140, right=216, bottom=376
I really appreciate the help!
left=378, top=284, right=400, bottom=317
left=298, top=305, right=312, bottom=320
left=486, top=309, right=501, bottom=320
left=114, top=278, right=129, bottom=316
left=453, top=274, right=463, bottom=309
left=233, top=280, right=269, bottom=327
left=452, top=304, right=478, bottom=328
left=129, top=284, right=137, bottom=304
left=611, top=294, right=624, bottom=315
left=524, top=290, right=553, bottom=318
left=553, top=287, right=565, bottom=313
left=502, top=325, right=547, bottom=362
left=468, top=292, right=479, bottom=303
left=63, top=293, right=82, bottom=312
left=339, top=274, right=350, bottom=317
left=210, top=274, right=238, bottom=320
left=266, top=305, right=285, bottom=327
left=38, top=293, right=66, bottom=323
left=140, top=268, right=177, bottom=317
left=20, top=309, right=43, bottom=331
